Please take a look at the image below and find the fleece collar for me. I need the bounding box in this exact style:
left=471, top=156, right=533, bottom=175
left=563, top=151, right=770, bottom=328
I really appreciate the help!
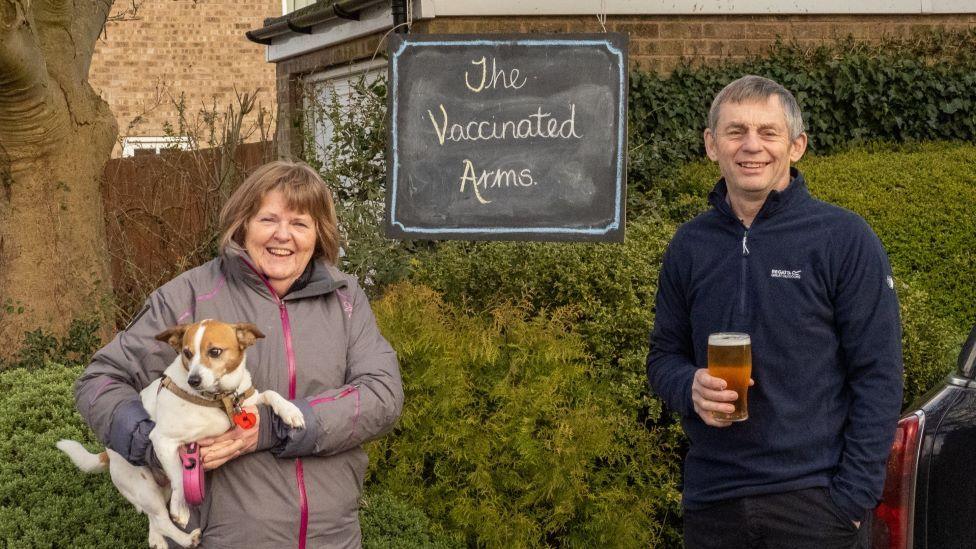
left=708, top=167, right=810, bottom=224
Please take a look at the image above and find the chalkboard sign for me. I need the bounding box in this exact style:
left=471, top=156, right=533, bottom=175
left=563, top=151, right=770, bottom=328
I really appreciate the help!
left=386, top=33, right=628, bottom=242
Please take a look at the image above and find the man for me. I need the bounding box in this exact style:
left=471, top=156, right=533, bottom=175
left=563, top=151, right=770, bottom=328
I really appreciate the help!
left=646, top=75, right=902, bottom=548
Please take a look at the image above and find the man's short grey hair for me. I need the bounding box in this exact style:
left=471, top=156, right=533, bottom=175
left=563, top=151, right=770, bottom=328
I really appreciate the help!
left=708, top=75, right=806, bottom=141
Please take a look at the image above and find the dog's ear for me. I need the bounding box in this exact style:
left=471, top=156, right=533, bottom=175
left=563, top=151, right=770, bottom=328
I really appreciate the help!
left=155, top=325, right=188, bottom=351
left=234, top=323, right=265, bottom=349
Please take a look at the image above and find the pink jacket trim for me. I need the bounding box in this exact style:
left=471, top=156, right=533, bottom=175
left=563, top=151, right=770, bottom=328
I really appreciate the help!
left=176, top=274, right=226, bottom=323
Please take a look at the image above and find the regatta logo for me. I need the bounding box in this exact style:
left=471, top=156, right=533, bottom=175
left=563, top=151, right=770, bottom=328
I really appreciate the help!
left=771, top=269, right=802, bottom=279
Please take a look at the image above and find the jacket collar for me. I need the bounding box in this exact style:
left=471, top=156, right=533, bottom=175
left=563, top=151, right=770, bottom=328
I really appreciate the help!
left=708, top=167, right=809, bottom=224
left=221, top=241, right=346, bottom=301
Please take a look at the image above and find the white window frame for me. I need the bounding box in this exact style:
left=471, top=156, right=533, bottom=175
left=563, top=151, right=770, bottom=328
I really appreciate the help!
left=303, top=58, right=388, bottom=167
left=120, top=136, right=194, bottom=158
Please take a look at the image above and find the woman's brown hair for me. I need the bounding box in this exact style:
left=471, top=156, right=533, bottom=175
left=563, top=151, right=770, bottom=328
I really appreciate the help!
left=219, top=160, right=340, bottom=264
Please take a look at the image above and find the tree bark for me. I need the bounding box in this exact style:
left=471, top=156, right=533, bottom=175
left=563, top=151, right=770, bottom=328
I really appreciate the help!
left=0, top=0, right=117, bottom=358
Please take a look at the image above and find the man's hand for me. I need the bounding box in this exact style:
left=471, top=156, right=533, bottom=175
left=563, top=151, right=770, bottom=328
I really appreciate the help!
left=691, top=369, right=753, bottom=427
left=197, top=405, right=260, bottom=471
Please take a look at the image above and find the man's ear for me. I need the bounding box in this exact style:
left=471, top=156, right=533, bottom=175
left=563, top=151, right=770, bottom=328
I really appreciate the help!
left=155, top=325, right=188, bottom=351
left=234, top=323, right=265, bottom=349
left=789, top=132, right=808, bottom=162
left=704, top=128, right=719, bottom=161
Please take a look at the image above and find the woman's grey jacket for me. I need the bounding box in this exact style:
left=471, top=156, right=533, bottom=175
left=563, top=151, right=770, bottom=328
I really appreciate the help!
left=73, top=245, right=403, bottom=548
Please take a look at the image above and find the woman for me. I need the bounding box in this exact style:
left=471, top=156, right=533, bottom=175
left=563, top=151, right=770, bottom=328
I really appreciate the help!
left=74, top=160, right=403, bottom=548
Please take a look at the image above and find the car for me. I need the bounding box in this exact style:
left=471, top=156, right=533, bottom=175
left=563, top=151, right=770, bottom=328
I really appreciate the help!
left=872, top=323, right=976, bottom=548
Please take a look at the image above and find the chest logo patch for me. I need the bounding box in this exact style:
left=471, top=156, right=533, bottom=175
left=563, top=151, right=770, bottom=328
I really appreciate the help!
left=771, top=269, right=802, bottom=280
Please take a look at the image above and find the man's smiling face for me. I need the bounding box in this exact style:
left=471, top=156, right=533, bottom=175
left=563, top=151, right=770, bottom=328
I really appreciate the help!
left=704, top=95, right=807, bottom=199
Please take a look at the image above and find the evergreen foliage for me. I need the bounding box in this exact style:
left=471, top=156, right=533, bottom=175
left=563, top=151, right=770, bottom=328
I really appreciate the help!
left=414, top=219, right=676, bottom=415
left=0, top=316, right=101, bottom=371
left=369, top=283, right=683, bottom=547
left=629, top=30, right=976, bottom=207
left=1, top=364, right=450, bottom=548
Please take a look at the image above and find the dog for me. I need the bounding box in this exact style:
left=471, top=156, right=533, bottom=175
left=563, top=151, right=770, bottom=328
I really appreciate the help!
left=58, top=319, right=305, bottom=548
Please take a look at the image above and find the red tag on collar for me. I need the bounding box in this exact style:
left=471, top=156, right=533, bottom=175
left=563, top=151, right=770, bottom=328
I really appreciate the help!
left=233, top=410, right=256, bottom=430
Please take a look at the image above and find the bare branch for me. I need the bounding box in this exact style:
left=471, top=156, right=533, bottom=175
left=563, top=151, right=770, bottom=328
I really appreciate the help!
left=106, top=0, right=140, bottom=23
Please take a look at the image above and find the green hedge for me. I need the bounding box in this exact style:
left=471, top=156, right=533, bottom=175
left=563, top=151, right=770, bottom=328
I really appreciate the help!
left=369, top=283, right=682, bottom=547
left=0, top=364, right=449, bottom=548
left=629, top=31, right=976, bottom=206
left=414, top=219, right=675, bottom=412
left=657, top=141, right=976, bottom=405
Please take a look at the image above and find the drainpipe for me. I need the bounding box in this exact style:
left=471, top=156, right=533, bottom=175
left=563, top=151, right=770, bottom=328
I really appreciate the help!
left=391, top=0, right=408, bottom=33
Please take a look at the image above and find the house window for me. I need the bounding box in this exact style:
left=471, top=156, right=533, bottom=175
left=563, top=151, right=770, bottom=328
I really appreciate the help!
left=283, top=0, right=317, bottom=15
left=120, top=136, right=194, bottom=157
left=303, top=59, right=387, bottom=168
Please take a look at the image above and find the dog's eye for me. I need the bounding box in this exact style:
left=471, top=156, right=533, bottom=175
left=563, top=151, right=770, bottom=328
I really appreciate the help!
left=182, top=348, right=192, bottom=359
left=208, top=348, right=222, bottom=358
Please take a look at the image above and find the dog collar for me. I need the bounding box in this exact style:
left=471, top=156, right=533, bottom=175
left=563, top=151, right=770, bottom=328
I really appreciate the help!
left=160, top=375, right=256, bottom=427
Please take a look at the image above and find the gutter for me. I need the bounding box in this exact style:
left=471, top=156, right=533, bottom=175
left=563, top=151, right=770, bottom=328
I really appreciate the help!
left=246, top=0, right=388, bottom=45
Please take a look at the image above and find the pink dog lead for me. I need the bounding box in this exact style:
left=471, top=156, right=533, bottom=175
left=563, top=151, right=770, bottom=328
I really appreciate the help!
left=179, top=443, right=205, bottom=506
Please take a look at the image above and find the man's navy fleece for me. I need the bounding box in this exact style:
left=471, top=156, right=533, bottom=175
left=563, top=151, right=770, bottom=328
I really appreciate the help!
left=646, top=169, right=903, bottom=522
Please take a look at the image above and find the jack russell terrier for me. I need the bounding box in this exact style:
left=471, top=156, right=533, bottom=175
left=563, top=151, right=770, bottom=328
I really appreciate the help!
left=58, top=319, right=305, bottom=548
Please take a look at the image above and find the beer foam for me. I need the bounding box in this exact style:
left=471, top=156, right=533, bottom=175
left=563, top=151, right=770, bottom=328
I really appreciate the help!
left=708, top=332, right=751, bottom=346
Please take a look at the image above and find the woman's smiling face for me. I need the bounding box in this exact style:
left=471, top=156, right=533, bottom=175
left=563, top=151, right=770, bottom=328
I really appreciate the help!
left=244, top=189, right=316, bottom=296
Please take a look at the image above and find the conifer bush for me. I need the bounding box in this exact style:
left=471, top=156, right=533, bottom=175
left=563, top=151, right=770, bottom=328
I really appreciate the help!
left=369, top=283, right=682, bottom=547
left=413, top=218, right=677, bottom=414
left=0, top=364, right=452, bottom=547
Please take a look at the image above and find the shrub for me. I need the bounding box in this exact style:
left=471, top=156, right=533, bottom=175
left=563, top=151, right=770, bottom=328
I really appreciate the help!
left=0, top=364, right=451, bottom=547
left=296, top=75, right=431, bottom=295
left=361, top=491, right=459, bottom=549
left=0, top=317, right=101, bottom=371
left=413, top=218, right=676, bottom=414
left=0, top=365, right=148, bottom=548
left=657, top=141, right=976, bottom=405
left=369, top=283, right=682, bottom=547
left=629, top=30, right=976, bottom=208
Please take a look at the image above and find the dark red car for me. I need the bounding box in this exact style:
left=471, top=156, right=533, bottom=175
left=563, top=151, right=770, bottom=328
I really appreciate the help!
left=872, top=324, right=976, bottom=548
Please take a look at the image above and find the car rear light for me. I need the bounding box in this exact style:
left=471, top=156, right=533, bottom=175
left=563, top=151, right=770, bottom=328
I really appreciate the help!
left=871, top=411, right=924, bottom=549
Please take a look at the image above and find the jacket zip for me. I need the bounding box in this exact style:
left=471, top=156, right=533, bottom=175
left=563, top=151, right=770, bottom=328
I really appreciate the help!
left=240, top=259, right=309, bottom=549
left=740, top=230, right=750, bottom=320
left=278, top=300, right=309, bottom=549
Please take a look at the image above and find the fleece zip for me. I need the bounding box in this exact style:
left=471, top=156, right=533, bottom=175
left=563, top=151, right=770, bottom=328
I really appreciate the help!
left=647, top=169, right=903, bottom=522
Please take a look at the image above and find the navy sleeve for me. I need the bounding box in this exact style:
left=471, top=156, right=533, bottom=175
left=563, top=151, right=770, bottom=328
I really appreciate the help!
left=647, top=240, right=698, bottom=418
left=827, top=217, right=903, bottom=522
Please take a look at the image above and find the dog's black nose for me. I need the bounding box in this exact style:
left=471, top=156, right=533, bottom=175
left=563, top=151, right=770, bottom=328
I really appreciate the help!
left=187, top=374, right=201, bottom=388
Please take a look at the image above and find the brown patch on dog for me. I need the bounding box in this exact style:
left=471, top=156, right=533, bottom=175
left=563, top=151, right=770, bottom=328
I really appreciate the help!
left=155, top=324, right=189, bottom=351
left=98, top=451, right=109, bottom=466
left=234, top=323, right=265, bottom=350
left=198, top=321, right=246, bottom=376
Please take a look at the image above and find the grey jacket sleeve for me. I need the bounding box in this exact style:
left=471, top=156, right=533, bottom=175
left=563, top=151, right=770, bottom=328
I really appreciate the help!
left=74, top=285, right=181, bottom=447
left=267, top=282, right=403, bottom=459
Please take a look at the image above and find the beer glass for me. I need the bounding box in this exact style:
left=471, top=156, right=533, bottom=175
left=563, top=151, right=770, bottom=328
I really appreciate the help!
left=707, top=332, right=752, bottom=421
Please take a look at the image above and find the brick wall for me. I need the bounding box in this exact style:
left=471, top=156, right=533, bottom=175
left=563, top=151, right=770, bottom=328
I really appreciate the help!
left=89, top=0, right=280, bottom=156
left=272, top=12, right=976, bottom=155
left=418, top=14, right=976, bottom=72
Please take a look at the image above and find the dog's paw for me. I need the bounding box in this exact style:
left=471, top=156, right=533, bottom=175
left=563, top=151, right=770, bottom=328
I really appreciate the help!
left=277, top=402, right=306, bottom=429
left=187, top=528, right=202, bottom=548
left=170, top=499, right=190, bottom=529
left=148, top=530, right=168, bottom=549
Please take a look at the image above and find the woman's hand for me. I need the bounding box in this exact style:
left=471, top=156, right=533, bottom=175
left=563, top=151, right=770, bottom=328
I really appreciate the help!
left=197, top=406, right=260, bottom=471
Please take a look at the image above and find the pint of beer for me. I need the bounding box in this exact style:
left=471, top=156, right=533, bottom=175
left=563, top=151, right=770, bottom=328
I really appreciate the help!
left=707, top=332, right=752, bottom=422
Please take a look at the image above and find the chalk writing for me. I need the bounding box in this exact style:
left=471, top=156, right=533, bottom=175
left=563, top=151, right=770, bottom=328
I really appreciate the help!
left=464, top=56, right=527, bottom=92
left=427, top=104, right=582, bottom=145
left=459, top=159, right=537, bottom=204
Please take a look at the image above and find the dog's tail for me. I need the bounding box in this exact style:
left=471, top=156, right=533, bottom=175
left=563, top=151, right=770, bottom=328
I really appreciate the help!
left=56, top=439, right=109, bottom=473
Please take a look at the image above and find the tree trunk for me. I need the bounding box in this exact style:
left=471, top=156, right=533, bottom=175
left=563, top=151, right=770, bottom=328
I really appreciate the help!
left=0, top=0, right=117, bottom=359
